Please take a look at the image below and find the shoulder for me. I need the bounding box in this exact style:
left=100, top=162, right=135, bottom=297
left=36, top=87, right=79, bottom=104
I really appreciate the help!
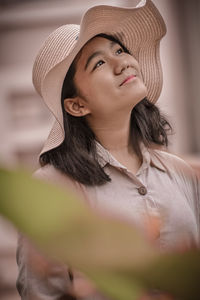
left=33, top=164, right=62, bottom=180
left=152, top=150, right=200, bottom=210
left=33, top=164, right=78, bottom=190
left=33, top=164, right=88, bottom=201
left=33, top=164, right=63, bottom=183
left=157, top=150, right=183, bottom=162
left=152, top=149, right=197, bottom=181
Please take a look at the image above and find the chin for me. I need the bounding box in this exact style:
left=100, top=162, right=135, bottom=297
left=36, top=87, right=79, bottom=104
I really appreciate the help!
left=130, top=91, right=147, bottom=107
left=135, top=86, right=147, bottom=103
left=131, top=98, right=144, bottom=110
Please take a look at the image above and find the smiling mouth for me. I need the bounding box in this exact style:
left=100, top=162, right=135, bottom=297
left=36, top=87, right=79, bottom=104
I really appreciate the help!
left=120, top=75, right=136, bottom=86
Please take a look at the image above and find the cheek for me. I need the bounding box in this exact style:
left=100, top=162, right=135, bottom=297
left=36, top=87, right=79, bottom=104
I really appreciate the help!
left=83, top=82, right=114, bottom=114
left=86, top=75, right=115, bottom=99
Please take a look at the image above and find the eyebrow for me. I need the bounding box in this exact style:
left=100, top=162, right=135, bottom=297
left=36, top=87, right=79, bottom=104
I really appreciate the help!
left=84, top=40, right=117, bottom=71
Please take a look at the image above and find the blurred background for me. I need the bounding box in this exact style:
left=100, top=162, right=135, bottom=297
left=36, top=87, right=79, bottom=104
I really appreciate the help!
left=0, top=0, right=199, bottom=299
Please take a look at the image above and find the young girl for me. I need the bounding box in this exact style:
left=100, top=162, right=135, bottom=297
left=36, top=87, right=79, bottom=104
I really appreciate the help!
left=17, top=0, right=200, bottom=299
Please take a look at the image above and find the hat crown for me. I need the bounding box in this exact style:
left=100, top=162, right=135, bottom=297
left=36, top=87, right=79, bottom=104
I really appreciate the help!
left=32, top=24, right=80, bottom=96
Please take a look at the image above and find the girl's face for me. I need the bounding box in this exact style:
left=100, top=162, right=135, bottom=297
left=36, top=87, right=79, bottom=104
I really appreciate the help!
left=67, top=36, right=147, bottom=120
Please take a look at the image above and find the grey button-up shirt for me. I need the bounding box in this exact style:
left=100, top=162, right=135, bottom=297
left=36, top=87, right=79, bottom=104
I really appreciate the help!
left=16, top=145, right=200, bottom=300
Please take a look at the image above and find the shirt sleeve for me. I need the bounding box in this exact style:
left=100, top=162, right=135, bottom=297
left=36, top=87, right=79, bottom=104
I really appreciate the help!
left=16, top=234, right=76, bottom=300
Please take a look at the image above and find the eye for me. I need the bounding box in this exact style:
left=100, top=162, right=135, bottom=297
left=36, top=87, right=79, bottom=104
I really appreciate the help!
left=116, top=47, right=124, bottom=55
left=93, top=60, right=104, bottom=70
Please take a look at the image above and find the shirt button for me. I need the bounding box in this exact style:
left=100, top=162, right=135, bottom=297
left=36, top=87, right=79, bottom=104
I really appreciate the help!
left=138, top=186, right=147, bottom=195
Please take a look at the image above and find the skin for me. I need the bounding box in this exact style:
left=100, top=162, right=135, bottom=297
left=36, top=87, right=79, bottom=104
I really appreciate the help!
left=64, top=36, right=147, bottom=174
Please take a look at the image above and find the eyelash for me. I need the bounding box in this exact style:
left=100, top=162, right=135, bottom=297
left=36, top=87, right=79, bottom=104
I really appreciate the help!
left=93, top=60, right=104, bottom=70
left=93, top=47, right=124, bottom=70
left=116, top=47, right=123, bottom=55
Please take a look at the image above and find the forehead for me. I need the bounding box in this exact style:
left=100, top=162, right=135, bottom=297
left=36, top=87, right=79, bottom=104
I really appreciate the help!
left=83, top=36, right=115, bottom=51
left=75, top=36, right=118, bottom=64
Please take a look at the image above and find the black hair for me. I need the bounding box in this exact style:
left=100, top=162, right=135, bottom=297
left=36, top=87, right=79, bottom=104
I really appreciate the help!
left=40, top=34, right=172, bottom=186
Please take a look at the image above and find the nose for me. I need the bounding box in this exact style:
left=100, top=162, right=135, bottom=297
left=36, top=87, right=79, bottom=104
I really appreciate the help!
left=113, top=56, right=130, bottom=75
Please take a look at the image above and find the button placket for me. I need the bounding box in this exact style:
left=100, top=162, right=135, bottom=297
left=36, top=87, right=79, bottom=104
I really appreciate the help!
left=120, top=168, right=148, bottom=196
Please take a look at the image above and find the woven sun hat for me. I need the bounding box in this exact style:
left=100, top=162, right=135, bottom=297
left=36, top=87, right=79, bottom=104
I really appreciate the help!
left=32, top=0, right=166, bottom=156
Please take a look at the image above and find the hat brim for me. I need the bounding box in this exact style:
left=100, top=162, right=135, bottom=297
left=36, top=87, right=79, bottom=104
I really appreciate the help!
left=35, top=0, right=166, bottom=155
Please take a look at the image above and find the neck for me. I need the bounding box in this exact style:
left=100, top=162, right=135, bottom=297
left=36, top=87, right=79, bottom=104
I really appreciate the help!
left=86, top=112, right=142, bottom=174
left=87, top=112, right=132, bottom=152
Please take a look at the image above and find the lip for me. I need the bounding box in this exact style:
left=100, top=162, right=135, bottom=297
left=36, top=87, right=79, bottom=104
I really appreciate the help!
left=120, top=74, right=137, bottom=86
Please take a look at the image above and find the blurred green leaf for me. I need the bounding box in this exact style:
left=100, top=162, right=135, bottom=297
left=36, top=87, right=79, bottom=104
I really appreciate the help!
left=86, top=271, right=144, bottom=300
left=0, top=167, right=200, bottom=300
left=0, top=168, right=156, bottom=269
left=0, top=167, right=150, bottom=299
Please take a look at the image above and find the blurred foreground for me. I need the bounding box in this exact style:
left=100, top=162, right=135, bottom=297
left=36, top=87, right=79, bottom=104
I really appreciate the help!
left=0, top=167, right=200, bottom=300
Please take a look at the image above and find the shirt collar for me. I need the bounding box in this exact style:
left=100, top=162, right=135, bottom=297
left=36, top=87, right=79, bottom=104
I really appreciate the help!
left=95, top=141, right=167, bottom=173
left=95, top=141, right=125, bottom=169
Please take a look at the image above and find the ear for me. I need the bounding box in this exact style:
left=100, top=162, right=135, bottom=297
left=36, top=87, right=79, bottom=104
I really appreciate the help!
left=64, top=97, right=91, bottom=117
